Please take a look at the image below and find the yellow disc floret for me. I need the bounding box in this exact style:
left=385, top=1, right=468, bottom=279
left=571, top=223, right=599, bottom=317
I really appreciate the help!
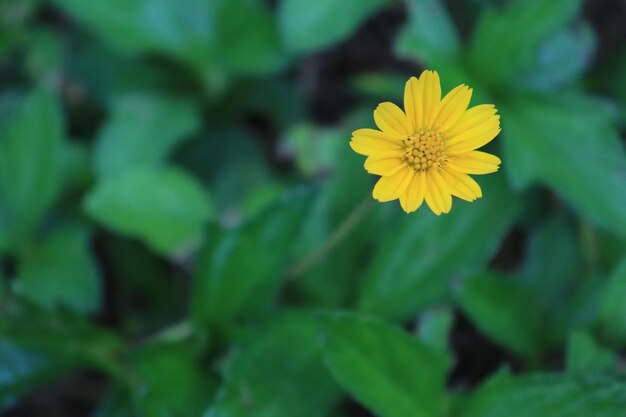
left=401, top=128, right=446, bottom=172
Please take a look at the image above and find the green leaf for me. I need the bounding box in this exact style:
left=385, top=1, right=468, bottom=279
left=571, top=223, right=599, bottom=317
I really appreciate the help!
left=395, top=0, right=460, bottom=67
left=94, top=95, right=200, bottom=179
left=418, top=308, right=454, bottom=353
left=0, top=298, right=127, bottom=398
left=502, top=93, right=626, bottom=235
left=0, top=89, right=63, bottom=247
left=216, top=0, right=287, bottom=74
left=358, top=175, right=521, bottom=320
left=0, top=339, right=76, bottom=411
left=459, top=373, right=626, bottom=417
left=52, top=0, right=215, bottom=69
left=177, top=128, right=276, bottom=214
left=566, top=331, right=616, bottom=373
left=283, top=120, right=382, bottom=307
left=457, top=272, right=553, bottom=357
left=521, top=218, right=582, bottom=307
left=192, top=189, right=312, bottom=327
left=278, top=0, right=389, bottom=54
left=467, top=0, right=584, bottom=89
left=13, top=225, right=101, bottom=315
left=519, top=23, right=596, bottom=92
left=134, top=342, right=211, bottom=417
left=83, top=168, right=213, bottom=254
left=206, top=313, right=340, bottom=417
left=598, top=258, right=626, bottom=344
left=321, top=313, right=451, bottom=417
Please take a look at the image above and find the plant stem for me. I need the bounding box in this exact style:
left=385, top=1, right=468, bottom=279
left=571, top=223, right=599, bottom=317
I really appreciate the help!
left=285, top=197, right=373, bottom=280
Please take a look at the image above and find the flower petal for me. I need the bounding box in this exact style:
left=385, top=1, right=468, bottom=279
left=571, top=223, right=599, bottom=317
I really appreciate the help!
left=350, top=128, right=403, bottom=156
left=430, top=170, right=452, bottom=213
left=364, top=154, right=406, bottom=176
left=404, top=76, right=424, bottom=131
left=444, top=105, right=501, bottom=154
left=420, top=70, right=442, bottom=128
left=443, top=104, right=498, bottom=137
left=441, top=169, right=482, bottom=202
left=372, top=167, right=414, bottom=202
left=400, top=170, right=426, bottom=213
left=447, top=151, right=501, bottom=175
left=433, top=84, right=473, bottom=132
left=374, top=102, right=412, bottom=136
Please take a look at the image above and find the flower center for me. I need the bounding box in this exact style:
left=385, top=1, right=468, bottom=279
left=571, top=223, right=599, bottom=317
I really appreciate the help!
left=401, top=128, right=447, bottom=172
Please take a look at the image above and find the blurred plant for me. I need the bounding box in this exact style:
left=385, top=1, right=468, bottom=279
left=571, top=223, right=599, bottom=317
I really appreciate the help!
left=1, top=0, right=626, bottom=416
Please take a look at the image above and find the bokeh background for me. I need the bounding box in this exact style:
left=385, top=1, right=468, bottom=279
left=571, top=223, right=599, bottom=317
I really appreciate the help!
left=1, top=0, right=626, bottom=415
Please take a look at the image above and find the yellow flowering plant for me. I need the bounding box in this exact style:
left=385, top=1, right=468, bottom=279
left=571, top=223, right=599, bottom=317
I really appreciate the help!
left=350, top=70, right=501, bottom=215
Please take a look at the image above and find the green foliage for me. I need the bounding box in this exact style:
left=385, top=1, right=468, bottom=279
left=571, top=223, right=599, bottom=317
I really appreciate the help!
left=458, top=272, right=549, bottom=357
left=192, top=189, right=312, bottom=327
left=468, top=0, right=585, bottom=89
left=279, top=0, right=389, bottom=54
left=359, top=175, right=521, bottom=320
left=566, top=331, right=617, bottom=373
left=321, top=313, right=451, bottom=417
left=84, top=168, right=213, bottom=254
left=2, top=0, right=626, bottom=415
left=134, top=341, right=211, bottom=417
left=14, top=225, right=101, bottom=314
left=94, top=94, right=200, bottom=179
left=396, top=0, right=460, bottom=67
left=207, top=314, right=340, bottom=417
left=459, top=373, right=626, bottom=417
left=597, top=258, right=626, bottom=344
left=0, top=90, right=63, bottom=248
left=502, top=94, right=626, bottom=235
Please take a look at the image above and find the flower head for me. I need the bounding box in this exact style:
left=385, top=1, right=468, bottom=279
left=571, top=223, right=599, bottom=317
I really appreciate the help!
left=350, top=70, right=501, bottom=215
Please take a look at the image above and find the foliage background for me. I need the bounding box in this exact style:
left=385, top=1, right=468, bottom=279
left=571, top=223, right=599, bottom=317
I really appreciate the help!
left=1, top=0, right=626, bottom=416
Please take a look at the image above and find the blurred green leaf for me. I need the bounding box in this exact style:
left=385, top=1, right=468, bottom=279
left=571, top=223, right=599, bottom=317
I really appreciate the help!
left=457, top=272, right=551, bottom=357
left=193, top=189, right=312, bottom=327
left=0, top=89, right=63, bottom=248
left=134, top=342, right=211, bottom=417
left=0, top=298, right=127, bottom=390
left=459, top=373, right=626, bottom=417
left=13, top=225, right=101, bottom=315
left=502, top=93, right=626, bottom=236
left=0, top=339, right=76, bottom=411
left=216, top=0, right=287, bottom=74
left=395, top=0, right=460, bottom=67
left=207, top=313, right=340, bottom=417
left=24, top=29, right=63, bottom=81
left=467, top=0, right=584, bottom=89
left=287, top=119, right=379, bottom=307
left=83, top=168, right=213, bottom=254
left=358, top=175, right=521, bottom=320
left=321, top=313, right=451, bottom=417
left=92, top=387, right=135, bottom=417
left=521, top=218, right=582, bottom=307
left=279, top=0, right=389, bottom=54
left=52, top=0, right=215, bottom=69
left=418, top=308, right=454, bottom=353
left=98, top=236, right=183, bottom=336
left=94, top=95, right=200, bottom=179
left=350, top=73, right=407, bottom=101
left=177, top=129, right=276, bottom=215
left=597, top=258, right=626, bottom=345
left=284, top=124, right=342, bottom=177
left=520, top=218, right=600, bottom=344
left=566, top=331, right=616, bottom=373
left=520, top=23, right=596, bottom=92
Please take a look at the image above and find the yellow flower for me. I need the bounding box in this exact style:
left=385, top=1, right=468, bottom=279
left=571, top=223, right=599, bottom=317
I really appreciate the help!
left=350, top=70, right=501, bottom=215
